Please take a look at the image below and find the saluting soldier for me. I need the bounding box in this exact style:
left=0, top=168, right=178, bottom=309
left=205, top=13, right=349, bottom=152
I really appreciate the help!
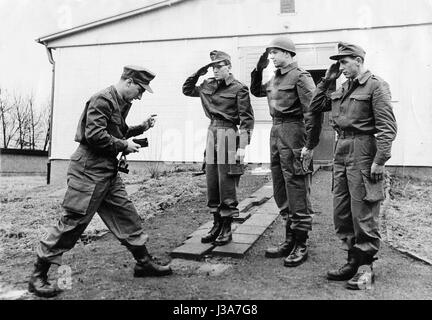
left=28, top=66, right=172, bottom=298
left=303, top=42, right=397, bottom=289
left=250, top=36, right=321, bottom=267
left=183, top=50, right=255, bottom=246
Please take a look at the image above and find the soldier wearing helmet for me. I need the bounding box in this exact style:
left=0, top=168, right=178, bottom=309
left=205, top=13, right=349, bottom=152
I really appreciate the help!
left=250, top=36, right=321, bottom=267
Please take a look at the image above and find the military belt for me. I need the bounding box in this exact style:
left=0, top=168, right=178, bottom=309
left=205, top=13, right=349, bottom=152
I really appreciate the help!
left=210, top=119, right=237, bottom=128
left=272, top=116, right=303, bottom=125
left=337, top=131, right=372, bottom=139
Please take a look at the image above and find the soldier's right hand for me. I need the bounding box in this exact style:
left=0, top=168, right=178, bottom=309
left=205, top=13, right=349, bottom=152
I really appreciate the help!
left=196, top=65, right=209, bottom=77
left=124, top=140, right=140, bottom=155
left=256, top=50, right=269, bottom=71
left=324, top=62, right=342, bottom=81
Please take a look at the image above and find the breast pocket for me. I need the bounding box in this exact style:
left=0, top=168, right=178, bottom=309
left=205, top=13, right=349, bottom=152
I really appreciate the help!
left=219, top=93, right=236, bottom=99
left=349, top=94, right=372, bottom=119
left=217, top=92, right=237, bottom=110
left=277, top=84, right=296, bottom=101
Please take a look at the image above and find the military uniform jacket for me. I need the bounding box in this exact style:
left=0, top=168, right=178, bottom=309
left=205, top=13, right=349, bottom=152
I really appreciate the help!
left=308, top=70, right=397, bottom=165
left=73, top=86, right=147, bottom=172
left=250, top=62, right=321, bottom=149
left=182, top=72, right=255, bottom=149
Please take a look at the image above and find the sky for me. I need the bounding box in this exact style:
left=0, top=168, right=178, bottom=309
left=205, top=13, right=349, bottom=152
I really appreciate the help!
left=0, top=0, right=155, bottom=110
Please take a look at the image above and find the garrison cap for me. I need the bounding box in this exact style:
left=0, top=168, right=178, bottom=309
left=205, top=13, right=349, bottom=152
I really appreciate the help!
left=329, top=42, right=366, bottom=60
left=208, top=50, right=231, bottom=65
left=122, top=65, right=155, bottom=93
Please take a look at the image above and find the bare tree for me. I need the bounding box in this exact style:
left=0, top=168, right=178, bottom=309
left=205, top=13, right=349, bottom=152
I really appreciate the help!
left=40, top=98, right=51, bottom=152
left=12, top=92, right=30, bottom=149
left=1, top=89, right=51, bottom=150
left=0, top=88, right=18, bottom=148
left=25, top=93, right=44, bottom=150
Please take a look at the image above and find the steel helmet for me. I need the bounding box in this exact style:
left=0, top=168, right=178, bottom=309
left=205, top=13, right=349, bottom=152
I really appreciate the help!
left=266, top=36, right=296, bottom=56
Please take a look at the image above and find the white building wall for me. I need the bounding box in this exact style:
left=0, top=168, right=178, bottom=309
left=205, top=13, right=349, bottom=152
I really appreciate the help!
left=51, top=24, right=432, bottom=166
left=48, top=0, right=432, bottom=166
left=46, top=0, right=432, bottom=48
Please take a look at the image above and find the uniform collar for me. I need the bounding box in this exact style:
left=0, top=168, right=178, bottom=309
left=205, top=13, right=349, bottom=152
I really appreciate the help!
left=279, top=62, right=298, bottom=75
left=111, top=86, right=130, bottom=107
left=212, top=74, right=235, bottom=87
left=110, top=86, right=131, bottom=118
left=224, top=73, right=235, bottom=86
left=342, top=70, right=372, bottom=89
left=356, top=70, right=372, bottom=85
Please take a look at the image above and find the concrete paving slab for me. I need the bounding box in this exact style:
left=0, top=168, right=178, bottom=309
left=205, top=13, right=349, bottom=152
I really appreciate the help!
left=187, top=228, right=211, bottom=239
left=233, top=210, right=252, bottom=222
left=170, top=243, right=215, bottom=260
left=234, top=225, right=267, bottom=235
left=211, top=243, right=251, bottom=258
left=254, top=200, right=279, bottom=215
left=250, top=184, right=273, bottom=199
left=242, top=214, right=277, bottom=227
left=232, top=233, right=260, bottom=244
left=237, top=197, right=256, bottom=213
left=183, top=236, right=204, bottom=244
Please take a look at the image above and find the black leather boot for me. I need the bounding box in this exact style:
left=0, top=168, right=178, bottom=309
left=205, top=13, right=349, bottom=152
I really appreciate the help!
left=346, top=249, right=376, bottom=290
left=201, top=213, right=222, bottom=243
left=213, top=217, right=233, bottom=246
left=283, top=230, right=308, bottom=267
left=327, top=249, right=359, bottom=281
left=132, top=246, right=172, bottom=277
left=265, top=225, right=295, bottom=258
left=28, top=258, right=61, bottom=298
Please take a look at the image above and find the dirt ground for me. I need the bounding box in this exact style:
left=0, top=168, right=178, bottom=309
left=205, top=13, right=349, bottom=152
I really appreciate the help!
left=381, top=174, right=432, bottom=262
left=1, top=168, right=432, bottom=300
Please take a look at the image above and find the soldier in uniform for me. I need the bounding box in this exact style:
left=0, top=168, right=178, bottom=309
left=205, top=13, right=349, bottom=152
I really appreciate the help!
left=302, top=42, right=397, bottom=289
left=182, top=51, right=255, bottom=246
left=28, top=66, right=172, bottom=298
left=250, top=36, right=321, bottom=267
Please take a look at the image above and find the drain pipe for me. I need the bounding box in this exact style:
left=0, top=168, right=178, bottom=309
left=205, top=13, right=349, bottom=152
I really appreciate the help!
left=44, top=45, right=55, bottom=185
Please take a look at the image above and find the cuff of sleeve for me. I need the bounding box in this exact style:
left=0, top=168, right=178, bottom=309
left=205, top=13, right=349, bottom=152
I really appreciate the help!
left=141, top=122, right=149, bottom=132
left=117, top=139, right=128, bottom=153
left=374, top=153, right=389, bottom=166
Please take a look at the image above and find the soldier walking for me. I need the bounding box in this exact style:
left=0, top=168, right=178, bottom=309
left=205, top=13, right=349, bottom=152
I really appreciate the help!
left=28, top=66, right=172, bottom=298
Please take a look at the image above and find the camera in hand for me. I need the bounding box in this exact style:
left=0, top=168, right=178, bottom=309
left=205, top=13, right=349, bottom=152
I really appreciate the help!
left=133, top=138, right=148, bottom=148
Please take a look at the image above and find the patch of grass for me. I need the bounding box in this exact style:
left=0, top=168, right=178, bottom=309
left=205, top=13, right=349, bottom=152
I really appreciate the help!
left=383, top=173, right=432, bottom=261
